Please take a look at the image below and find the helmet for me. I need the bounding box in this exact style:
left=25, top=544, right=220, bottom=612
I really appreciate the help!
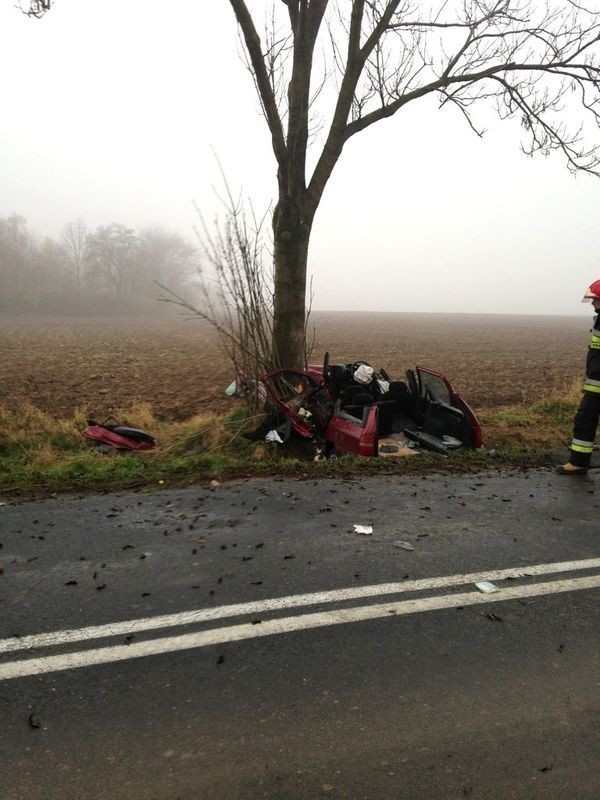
left=582, top=279, right=600, bottom=302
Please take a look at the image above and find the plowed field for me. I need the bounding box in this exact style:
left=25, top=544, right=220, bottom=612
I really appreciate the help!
left=0, top=312, right=590, bottom=420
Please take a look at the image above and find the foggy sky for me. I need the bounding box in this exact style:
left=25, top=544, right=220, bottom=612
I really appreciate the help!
left=1, top=0, right=600, bottom=316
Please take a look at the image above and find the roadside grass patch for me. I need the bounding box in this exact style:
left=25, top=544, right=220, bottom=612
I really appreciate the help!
left=0, top=403, right=272, bottom=493
left=0, top=384, right=581, bottom=495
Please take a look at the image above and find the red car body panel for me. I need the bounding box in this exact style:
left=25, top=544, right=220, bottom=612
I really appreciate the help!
left=83, top=425, right=155, bottom=451
left=261, top=368, right=321, bottom=438
left=325, top=405, right=379, bottom=457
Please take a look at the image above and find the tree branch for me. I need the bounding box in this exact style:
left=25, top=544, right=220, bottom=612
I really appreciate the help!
left=228, top=0, right=288, bottom=171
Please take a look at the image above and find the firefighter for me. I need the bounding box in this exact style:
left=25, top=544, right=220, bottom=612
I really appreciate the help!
left=557, top=279, right=600, bottom=474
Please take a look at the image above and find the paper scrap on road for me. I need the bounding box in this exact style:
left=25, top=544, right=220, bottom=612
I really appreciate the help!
left=393, top=540, right=415, bottom=551
left=353, top=524, right=373, bottom=535
left=474, top=581, right=499, bottom=594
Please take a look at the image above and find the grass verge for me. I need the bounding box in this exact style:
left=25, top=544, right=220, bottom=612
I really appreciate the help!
left=0, top=383, right=583, bottom=496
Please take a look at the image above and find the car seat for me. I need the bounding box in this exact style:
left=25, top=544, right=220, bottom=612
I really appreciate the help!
left=374, top=400, right=396, bottom=436
left=381, top=381, right=414, bottom=417
left=339, top=384, right=365, bottom=408
left=328, top=365, right=347, bottom=394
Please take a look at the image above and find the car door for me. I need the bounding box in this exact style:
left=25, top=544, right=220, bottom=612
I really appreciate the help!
left=415, top=366, right=482, bottom=448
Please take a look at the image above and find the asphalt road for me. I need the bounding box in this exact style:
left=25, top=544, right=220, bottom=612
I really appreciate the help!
left=0, top=469, right=599, bottom=800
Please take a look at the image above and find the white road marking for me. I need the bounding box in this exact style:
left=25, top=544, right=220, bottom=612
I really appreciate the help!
left=1, top=557, right=599, bottom=655
left=1, top=573, right=599, bottom=681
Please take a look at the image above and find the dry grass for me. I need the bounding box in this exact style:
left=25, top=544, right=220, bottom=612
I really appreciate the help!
left=0, top=400, right=264, bottom=459
left=478, top=377, right=581, bottom=450
left=0, top=400, right=275, bottom=494
left=0, top=373, right=583, bottom=463
left=0, top=313, right=589, bottom=492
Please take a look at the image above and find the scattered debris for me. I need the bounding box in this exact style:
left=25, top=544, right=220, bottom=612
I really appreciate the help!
left=442, top=435, right=462, bottom=449
left=265, top=429, right=284, bottom=444
left=474, top=581, right=499, bottom=594
left=393, top=540, right=415, bottom=551
left=380, top=443, right=399, bottom=453
left=28, top=713, right=41, bottom=729
left=353, top=524, right=373, bottom=535
left=482, top=611, right=504, bottom=622
left=377, top=438, right=419, bottom=458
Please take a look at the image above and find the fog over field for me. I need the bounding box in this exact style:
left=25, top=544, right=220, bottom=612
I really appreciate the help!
left=1, top=2, right=600, bottom=318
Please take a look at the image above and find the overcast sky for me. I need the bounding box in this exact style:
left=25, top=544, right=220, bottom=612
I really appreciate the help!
left=1, top=0, right=600, bottom=316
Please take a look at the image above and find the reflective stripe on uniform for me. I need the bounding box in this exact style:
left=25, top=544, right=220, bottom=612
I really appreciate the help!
left=571, top=438, right=594, bottom=454
left=583, top=377, right=600, bottom=393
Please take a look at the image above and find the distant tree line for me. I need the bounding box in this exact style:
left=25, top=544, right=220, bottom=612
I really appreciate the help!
left=0, top=214, right=200, bottom=314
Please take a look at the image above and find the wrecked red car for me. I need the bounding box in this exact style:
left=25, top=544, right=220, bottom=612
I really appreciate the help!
left=260, top=354, right=482, bottom=457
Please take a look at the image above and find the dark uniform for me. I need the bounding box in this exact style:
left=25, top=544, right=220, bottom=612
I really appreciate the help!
left=569, top=313, right=600, bottom=467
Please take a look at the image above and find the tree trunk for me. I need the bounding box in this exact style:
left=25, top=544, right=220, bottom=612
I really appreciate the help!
left=272, top=195, right=312, bottom=370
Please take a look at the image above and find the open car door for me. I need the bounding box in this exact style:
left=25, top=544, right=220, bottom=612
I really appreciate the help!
left=412, top=366, right=482, bottom=449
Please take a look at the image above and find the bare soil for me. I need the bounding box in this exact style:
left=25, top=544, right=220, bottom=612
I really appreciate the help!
left=0, top=312, right=589, bottom=420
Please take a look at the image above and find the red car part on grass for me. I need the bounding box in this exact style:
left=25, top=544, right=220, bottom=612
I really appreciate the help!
left=83, top=420, right=155, bottom=451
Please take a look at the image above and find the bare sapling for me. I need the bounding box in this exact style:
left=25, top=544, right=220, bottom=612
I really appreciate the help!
left=158, top=180, right=277, bottom=411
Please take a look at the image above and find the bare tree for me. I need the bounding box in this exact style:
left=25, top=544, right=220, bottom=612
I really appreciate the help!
left=86, top=223, right=139, bottom=300
left=60, top=218, right=90, bottom=296
left=19, top=0, right=52, bottom=18
left=138, top=227, right=199, bottom=297
left=158, top=188, right=275, bottom=410
left=0, top=214, right=37, bottom=309
left=229, top=0, right=600, bottom=368
left=32, top=237, right=66, bottom=301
